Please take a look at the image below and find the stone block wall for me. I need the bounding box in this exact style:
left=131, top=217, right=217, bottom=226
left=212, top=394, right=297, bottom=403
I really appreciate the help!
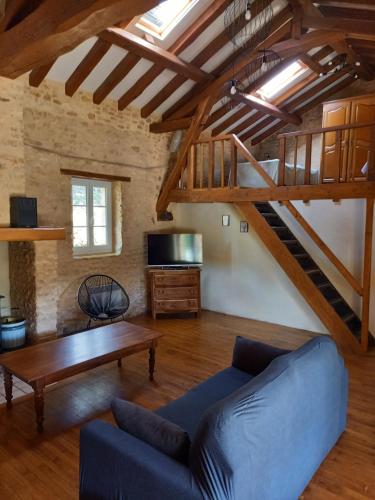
left=0, top=76, right=173, bottom=338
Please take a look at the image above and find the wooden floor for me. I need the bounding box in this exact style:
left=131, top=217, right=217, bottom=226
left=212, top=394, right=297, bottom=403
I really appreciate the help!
left=0, top=311, right=374, bottom=499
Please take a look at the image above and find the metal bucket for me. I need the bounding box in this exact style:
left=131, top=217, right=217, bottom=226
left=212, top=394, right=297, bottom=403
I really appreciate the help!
left=1, top=317, right=26, bottom=350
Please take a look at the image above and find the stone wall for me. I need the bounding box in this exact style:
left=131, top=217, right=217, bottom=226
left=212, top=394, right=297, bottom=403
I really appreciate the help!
left=0, top=76, right=172, bottom=338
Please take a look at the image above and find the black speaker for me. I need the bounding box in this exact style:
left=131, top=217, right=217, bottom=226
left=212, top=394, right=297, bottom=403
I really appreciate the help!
left=10, top=197, right=38, bottom=228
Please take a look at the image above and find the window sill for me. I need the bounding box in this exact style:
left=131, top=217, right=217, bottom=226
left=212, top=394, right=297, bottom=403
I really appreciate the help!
left=73, top=251, right=120, bottom=260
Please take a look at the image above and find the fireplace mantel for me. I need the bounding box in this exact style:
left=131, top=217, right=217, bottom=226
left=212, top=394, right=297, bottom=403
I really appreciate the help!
left=0, top=227, right=66, bottom=241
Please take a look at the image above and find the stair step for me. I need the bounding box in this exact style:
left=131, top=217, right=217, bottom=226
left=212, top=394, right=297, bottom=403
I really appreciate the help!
left=282, top=239, right=299, bottom=245
left=342, top=312, right=356, bottom=323
left=329, top=297, right=343, bottom=306
left=293, top=253, right=310, bottom=259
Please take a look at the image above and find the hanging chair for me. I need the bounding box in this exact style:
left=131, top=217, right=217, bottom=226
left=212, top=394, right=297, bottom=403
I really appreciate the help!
left=78, top=275, right=130, bottom=328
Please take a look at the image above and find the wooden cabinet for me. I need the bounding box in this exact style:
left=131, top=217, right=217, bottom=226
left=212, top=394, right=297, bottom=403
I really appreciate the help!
left=149, top=268, right=201, bottom=319
left=321, top=94, right=375, bottom=182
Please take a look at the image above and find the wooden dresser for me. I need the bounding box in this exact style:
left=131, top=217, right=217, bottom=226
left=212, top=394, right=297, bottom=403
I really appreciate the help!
left=149, top=268, right=201, bottom=319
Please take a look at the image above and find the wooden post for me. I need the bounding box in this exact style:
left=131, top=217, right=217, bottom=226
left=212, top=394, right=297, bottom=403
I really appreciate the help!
left=208, top=140, right=214, bottom=189
left=199, top=143, right=204, bottom=189
left=221, top=140, right=225, bottom=187
left=187, top=145, right=196, bottom=190
left=279, top=137, right=286, bottom=186
left=368, top=125, right=375, bottom=181
left=293, top=136, right=298, bottom=185
left=230, top=140, right=237, bottom=188
left=304, top=134, right=312, bottom=185
left=361, top=198, right=374, bottom=352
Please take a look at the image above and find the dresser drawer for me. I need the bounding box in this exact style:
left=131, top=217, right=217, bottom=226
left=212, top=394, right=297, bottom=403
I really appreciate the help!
left=154, top=299, right=198, bottom=312
left=154, top=287, right=198, bottom=300
left=153, top=274, right=198, bottom=287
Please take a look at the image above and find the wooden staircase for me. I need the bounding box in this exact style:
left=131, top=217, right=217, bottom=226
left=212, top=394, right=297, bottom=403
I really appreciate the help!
left=157, top=119, right=375, bottom=354
left=237, top=201, right=374, bottom=353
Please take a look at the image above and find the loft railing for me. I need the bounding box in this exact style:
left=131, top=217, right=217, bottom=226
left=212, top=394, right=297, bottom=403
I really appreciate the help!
left=277, top=121, right=375, bottom=186
left=179, top=134, right=275, bottom=190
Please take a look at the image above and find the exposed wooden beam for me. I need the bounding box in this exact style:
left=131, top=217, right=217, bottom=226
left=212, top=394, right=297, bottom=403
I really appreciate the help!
left=29, top=59, right=56, bottom=87
left=169, top=19, right=294, bottom=121
left=0, top=0, right=28, bottom=33
left=65, top=38, right=111, bottom=97
left=270, top=30, right=343, bottom=58
left=168, top=181, right=375, bottom=203
left=140, top=0, right=275, bottom=118
left=93, top=52, right=140, bottom=104
left=150, top=117, right=193, bottom=134
left=0, top=0, right=163, bottom=78
left=99, top=28, right=213, bottom=83
left=212, top=48, right=333, bottom=137
left=0, top=0, right=6, bottom=18
left=302, top=14, right=375, bottom=38
left=299, top=54, right=323, bottom=74
left=249, top=74, right=354, bottom=144
left=229, top=93, right=302, bottom=125
left=156, top=96, right=215, bottom=215
left=117, top=0, right=231, bottom=111
left=331, top=39, right=374, bottom=80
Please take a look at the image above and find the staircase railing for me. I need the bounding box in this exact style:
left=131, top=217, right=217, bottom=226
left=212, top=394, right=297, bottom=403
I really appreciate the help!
left=277, top=121, right=375, bottom=186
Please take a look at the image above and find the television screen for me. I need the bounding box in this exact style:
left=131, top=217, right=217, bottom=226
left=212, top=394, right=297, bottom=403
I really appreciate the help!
left=147, top=234, right=203, bottom=267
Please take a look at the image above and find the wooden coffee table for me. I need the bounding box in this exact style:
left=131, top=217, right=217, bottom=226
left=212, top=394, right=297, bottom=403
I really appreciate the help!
left=0, top=321, right=162, bottom=432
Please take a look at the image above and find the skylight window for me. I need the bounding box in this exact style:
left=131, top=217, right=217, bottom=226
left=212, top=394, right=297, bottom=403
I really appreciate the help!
left=256, top=61, right=308, bottom=100
left=137, top=0, right=199, bottom=40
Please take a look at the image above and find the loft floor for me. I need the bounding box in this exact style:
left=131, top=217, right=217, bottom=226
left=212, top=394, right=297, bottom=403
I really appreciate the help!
left=0, top=311, right=374, bottom=499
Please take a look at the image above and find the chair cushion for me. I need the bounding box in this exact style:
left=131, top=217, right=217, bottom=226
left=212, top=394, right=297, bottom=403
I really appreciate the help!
left=156, top=366, right=253, bottom=437
left=111, top=398, right=190, bottom=464
left=232, top=336, right=290, bottom=376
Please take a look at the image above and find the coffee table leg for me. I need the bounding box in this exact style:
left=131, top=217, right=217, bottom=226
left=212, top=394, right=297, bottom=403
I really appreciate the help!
left=4, top=369, right=13, bottom=409
left=33, top=382, right=45, bottom=433
left=149, top=347, right=155, bottom=381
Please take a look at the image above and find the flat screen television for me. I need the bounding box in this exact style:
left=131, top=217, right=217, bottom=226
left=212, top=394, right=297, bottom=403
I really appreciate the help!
left=147, top=233, right=203, bottom=267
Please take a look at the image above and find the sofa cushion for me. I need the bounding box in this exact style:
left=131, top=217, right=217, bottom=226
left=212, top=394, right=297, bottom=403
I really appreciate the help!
left=232, top=336, right=290, bottom=375
left=111, top=398, right=190, bottom=464
left=156, top=366, right=253, bottom=437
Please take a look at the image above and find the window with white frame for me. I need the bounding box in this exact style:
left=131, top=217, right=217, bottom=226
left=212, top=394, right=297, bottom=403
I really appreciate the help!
left=71, top=178, right=112, bottom=256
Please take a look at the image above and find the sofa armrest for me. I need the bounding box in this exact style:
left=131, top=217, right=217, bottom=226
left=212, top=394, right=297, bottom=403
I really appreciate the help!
left=80, top=420, right=202, bottom=500
left=232, top=336, right=290, bottom=376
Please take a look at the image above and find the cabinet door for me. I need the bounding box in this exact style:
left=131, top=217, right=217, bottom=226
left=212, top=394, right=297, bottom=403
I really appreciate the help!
left=321, top=100, right=351, bottom=182
left=348, top=97, right=375, bottom=181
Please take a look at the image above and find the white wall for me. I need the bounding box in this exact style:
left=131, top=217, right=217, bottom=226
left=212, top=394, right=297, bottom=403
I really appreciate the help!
left=0, top=242, right=10, bottom=312
left=173, top=201, right=375, bottom=334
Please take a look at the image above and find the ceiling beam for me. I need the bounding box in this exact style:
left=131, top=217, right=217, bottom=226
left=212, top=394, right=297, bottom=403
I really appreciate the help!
left=299, top=54, right=323, bottom=74
left=210, top=47, right=333, bottom=135
left=250, top=75, right=354, bottom=144
left=140, top=0, right=275, bottom=118
left=99, top=28, right=213, bottom=84
left=117, top=0, right=231, bottom=111
left=168, top=21, right=295, bottom=121
left=0, top=0, right=164, bottom=78
left=229, top=93, right=302, bottom=125
left=331, top=38, right=373, bottom=80
left=162, top=6, right=292, bottom=121
left=29, top=59, right=56, bottom=87
left=93, top=51, right=140, bottom=104
left=150, top=117, right=193, bottom=134
left=302, top=14, right=375, bottom=37
left=65, top=38, right=111, bottom=97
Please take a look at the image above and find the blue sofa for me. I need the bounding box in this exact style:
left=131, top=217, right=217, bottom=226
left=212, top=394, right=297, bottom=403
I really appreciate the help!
left=80, top=335, right=348, bottom=500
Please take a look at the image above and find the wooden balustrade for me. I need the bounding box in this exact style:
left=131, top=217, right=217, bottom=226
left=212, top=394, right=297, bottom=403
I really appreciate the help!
left=277, top=121, right=375, bottom=187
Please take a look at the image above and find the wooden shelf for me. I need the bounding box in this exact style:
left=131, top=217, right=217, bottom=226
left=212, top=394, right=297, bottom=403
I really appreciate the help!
left=0, top=227, right=66, bottom=242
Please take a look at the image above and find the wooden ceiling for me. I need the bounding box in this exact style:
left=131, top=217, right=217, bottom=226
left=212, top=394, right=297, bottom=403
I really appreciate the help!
left=1, top=0, right=375, bottom=145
